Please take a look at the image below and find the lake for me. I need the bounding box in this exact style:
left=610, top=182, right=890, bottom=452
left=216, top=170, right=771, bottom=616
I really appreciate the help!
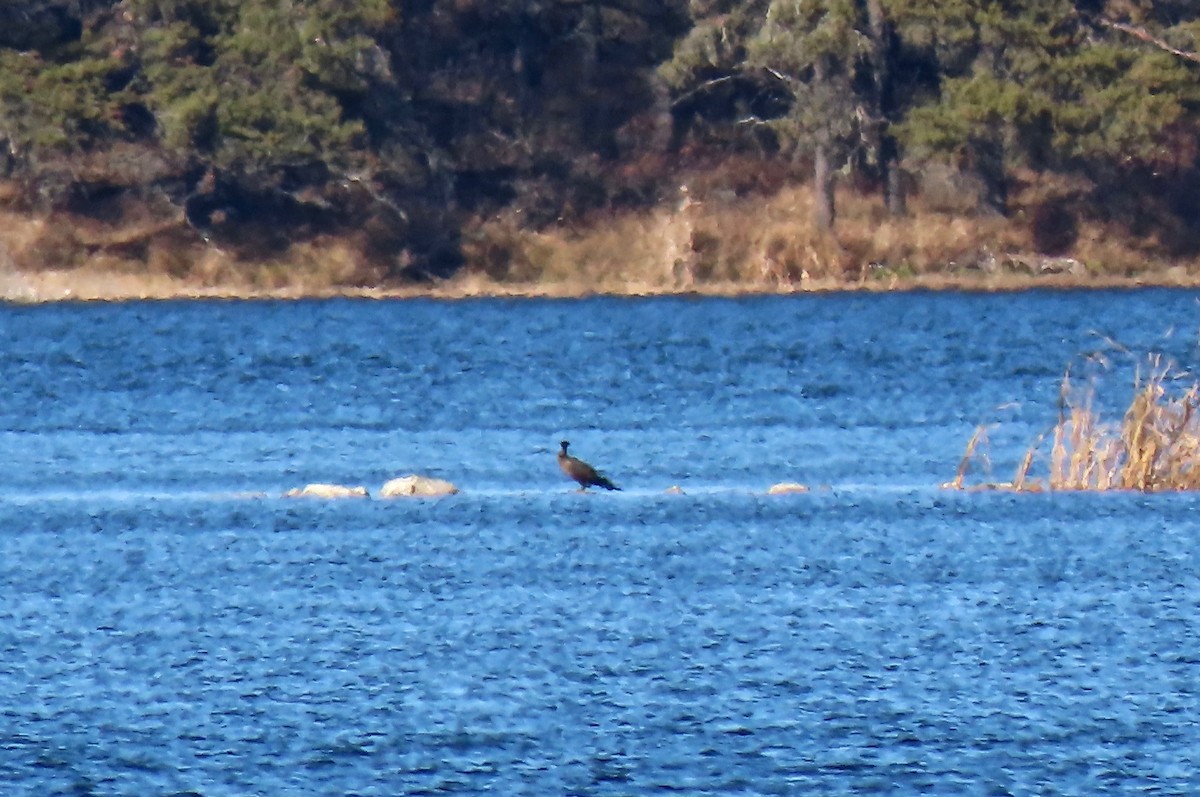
left=1, top=291, right=1197, bottom=795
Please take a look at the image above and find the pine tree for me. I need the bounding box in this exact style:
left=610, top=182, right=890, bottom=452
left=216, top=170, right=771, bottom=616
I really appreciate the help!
left=891, top=0, right=1200, bottom=208
left=0, top=1, right=127, bottom=195
left=128, top=0, right=396, bottom=185
left=661, top=0, right=909, bottom=230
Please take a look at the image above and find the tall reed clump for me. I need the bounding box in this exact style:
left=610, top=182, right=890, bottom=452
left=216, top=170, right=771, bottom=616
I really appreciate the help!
left=951, top=357, right=1200, bottom=492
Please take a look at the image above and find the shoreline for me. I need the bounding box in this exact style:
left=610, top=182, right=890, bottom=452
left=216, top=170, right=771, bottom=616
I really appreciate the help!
left=5, top=265, right=1200, bottom=304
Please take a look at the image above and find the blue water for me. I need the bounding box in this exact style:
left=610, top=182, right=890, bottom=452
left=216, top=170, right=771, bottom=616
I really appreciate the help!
left=1, top=291, right=1197, bottom=795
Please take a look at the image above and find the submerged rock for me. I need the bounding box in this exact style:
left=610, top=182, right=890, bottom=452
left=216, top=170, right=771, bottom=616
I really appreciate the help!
left=284, top=483, right=369, bottom=499
left=380, top=475, right=459, bottom=498
left=767, top=482, right=809, bottom=495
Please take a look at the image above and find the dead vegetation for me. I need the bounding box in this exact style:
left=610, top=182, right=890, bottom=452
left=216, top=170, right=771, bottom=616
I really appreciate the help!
left=949, top=357, right=1200, bottom=492
left=456, top=159, right=1200, bottom=296
left=4, top=159, right=1200, bottom=301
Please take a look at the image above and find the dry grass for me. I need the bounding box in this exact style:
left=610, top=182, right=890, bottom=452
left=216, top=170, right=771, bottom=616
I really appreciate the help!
left=462, top=184, right=1038, bottom=294
left=6, top=168, right=1200, bottom=301
left=950, top=358, right=1200, bottom=492
left=0, top=204, right=396, bottom=300
left=457, top=173, right=1200, bottom=296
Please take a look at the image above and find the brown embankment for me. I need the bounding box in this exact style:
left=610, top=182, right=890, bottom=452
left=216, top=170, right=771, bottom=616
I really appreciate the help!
left=3, top=180, right=1199, bottom=302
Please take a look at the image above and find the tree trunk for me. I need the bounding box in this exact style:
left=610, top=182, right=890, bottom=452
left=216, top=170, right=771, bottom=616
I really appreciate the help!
left=812, top=56, right=837, bottom=232
left=971, top=137, right=1009, bottom=214
left=866, top=0, right=906, bottom=216
left=883, top=135, right=906, bottom=216
left=814, top=141, right=835, bottom=232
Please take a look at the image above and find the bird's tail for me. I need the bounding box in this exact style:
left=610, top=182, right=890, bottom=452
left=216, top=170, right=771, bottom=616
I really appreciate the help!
left=596, top=475, right=620, bottom=491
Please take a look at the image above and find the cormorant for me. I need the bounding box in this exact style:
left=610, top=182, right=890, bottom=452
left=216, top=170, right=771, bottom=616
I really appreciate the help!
left=557, top=440, right=620, bottom=491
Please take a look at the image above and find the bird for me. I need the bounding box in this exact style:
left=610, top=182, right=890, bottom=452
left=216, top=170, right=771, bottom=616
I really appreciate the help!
left=557, top=440, right=620, bottom=491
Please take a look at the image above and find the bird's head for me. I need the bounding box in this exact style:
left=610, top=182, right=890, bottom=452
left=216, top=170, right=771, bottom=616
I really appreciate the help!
left=559, top=440, right=570, bottom=452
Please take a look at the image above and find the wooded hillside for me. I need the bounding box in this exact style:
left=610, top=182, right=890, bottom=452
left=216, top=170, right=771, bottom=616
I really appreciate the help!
left=1, top=1, right=1198, bottom=288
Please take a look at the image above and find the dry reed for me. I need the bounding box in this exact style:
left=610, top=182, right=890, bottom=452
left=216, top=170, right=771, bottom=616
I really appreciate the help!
left=951, top=357, right=1200, bottom=492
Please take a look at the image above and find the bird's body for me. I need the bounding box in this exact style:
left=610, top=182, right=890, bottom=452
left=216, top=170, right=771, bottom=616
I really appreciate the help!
left=557, top=440, right=620, bottom=491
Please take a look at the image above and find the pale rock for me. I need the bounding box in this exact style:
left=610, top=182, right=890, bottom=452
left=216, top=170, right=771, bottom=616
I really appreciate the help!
left=380, top=475, right=459, bottom=498
left=285, top=483, right=369, bottom=499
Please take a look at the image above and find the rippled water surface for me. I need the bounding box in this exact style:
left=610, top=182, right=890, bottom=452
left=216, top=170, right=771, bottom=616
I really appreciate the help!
left=1, top=291, right=1198, bottom=795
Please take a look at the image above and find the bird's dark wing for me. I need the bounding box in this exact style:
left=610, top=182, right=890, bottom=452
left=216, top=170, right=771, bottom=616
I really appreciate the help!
left=591, top=472, right=620, bottom=491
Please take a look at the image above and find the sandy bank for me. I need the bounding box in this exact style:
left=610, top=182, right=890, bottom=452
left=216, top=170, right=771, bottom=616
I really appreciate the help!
left=4, top=264, right=1199, bottom=304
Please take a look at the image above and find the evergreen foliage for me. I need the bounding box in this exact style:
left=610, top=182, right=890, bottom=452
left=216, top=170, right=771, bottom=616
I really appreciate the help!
left=664, top=0, right=1200, bottom=224
left=128, top=0, right=393, bottom=181
left=893, top=1, right=1200, bottom=168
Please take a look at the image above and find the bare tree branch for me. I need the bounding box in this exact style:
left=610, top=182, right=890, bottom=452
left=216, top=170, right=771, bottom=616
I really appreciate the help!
left=763, top=67, right=799, bottom=87
left=669, top=75, right=736, bottom=108
left=1099, top=18, right=1200, bottom=65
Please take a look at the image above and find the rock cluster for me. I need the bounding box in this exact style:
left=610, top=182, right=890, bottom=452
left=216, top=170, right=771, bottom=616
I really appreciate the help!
left=284, top=483, right=369, bottom=499
left=284, top=474, right=459, bottom=500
